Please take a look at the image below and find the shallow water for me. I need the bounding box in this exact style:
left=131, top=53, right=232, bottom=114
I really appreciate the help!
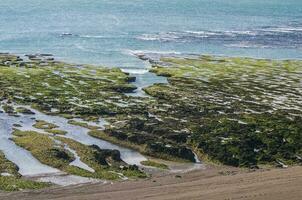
left=65, top=146, right=95, bottom=173
left=0, top=111, right=60, bottom=176
left=0, top=108, right=108, bottom=185
left=0, top=104, right=149, bottom=184
left=26, top=109, right=147, bottom=165
left=4, top=105, right=147, bottom=166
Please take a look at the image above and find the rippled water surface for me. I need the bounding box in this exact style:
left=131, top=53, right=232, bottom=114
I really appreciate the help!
left=0, top=0, right=301, bottom=71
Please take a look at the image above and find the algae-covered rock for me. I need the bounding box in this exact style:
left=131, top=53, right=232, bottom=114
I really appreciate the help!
left=0, top=53, right=138, bottom=117
left=48, top=148, right=74, bottom=162
left=2, top=53, right=302, bottom=168
left=16, top=107, right=35, bottom=115
left=90, top=144, right=123, bottom=165
left=146, top=142, right=195, bottom=162
left=138, top=55, right=302, bottom=167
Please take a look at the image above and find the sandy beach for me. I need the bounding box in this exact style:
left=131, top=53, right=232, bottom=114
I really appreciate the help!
left=1, top=165, right=301, bottom=200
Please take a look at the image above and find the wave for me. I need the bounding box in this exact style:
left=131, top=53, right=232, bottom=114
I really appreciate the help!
left=124, top=49, right=182, bottom=56
left=79, top=35, right=107, bottom=39
left=136, top=24, right=302, bottom=48
left=225, top=42, right=272, bottom=49
left=257, top=26, right=302, bottom=33
left=136, top=32, right=182, bottom=42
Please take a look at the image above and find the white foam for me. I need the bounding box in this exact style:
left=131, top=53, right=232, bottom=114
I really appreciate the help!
left=121, top=68, right=149, bottom=74
left=136, top=32, right=181, bottom=42
left=258, top=27, right=302, bottom=33
left=79, top=35, right=107, bottom=39
left=184, top=30, right=219, bottom=36
left=124, top=49, right=181, bottom=56
left=225, top=42, right=272, bottom=49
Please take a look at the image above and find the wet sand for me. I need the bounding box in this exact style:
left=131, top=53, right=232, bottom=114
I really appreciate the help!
left=1, top=165, right=301, bottom=200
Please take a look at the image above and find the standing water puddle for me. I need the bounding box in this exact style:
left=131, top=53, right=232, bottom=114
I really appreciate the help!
left=0, top=105, right=147, bottom=185
left=23, top=107, right=147, bottom=165
left=0, top=111, right=60, bottom=176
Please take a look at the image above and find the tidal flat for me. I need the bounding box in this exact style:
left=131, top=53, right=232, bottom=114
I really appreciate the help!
left=0, top=53, right=301, bottom=191
left=144, top=55, right=302, bottom=167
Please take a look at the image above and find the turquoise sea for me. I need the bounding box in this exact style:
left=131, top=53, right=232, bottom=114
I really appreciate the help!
left=0, top=0, right=302, bottom=71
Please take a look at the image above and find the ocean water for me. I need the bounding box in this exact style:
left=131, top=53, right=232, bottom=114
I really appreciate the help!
left=0, top=0, right=301, bottom=71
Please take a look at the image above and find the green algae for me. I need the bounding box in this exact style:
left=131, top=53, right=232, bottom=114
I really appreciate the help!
left=45, top=129, right=68, bottom=135
left=1, top=53, right=302, bottom=169
left=15, top=107, right=35, bottom=115
left=33, top=120, right=59, bottom=130
left=12, top=130, right=145, bottom=180
left=93, top=54, right=302, bottom=167
left=2, top=104, right=14, bottom=114
left=0, top=53, right=137, bottom=116
left=140, top=160, right=169, bottom=170
left=0, top=176, right=51, bottom=192
left=143, top=55, right=302, bottom=167
left=12, top=130, right=75, bottom=169
left=0, top=152, right=19, bottom=177
left=32, top=120, right=67, bottom=135
left=56, top=137, right=146, bottom=179
left=68, top=120, right=100, bottom=130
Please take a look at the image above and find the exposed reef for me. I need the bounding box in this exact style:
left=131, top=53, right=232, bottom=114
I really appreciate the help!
left=91, top=54, right=302, bottom=167
left=143, top=55, right=302, bottom=167
left=0, top=53, right=146, bottom=190
left=0, top=53, right=301, bottom=191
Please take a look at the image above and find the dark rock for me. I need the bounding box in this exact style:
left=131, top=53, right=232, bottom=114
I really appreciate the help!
left=163, top=133, right=188, bottom=143
left=16, top=107, right=35, bottom=115
left=147, top=142, right=195, bottom=162
left=126, top=76, right=136, bottom=83
left=136, top=54, right=149, bottom=61
left=40, top=54, right=53, bottom=57
left=13, top=124, right=22, bottom=128
left=107, top=130, right=128, bottom=140
left=49, top=148, right=73, bottom=162
left=128, top=164, right=139, bottom=171
left=90, top=145, right=123, bottom=166
left=129, top=118, right=145, bottom=130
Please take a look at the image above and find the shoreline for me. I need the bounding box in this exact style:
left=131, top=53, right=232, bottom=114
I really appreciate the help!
left=1, top=165, right=301, bottom=200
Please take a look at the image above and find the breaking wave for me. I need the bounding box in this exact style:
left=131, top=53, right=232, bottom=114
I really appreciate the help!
left=136, top=24, right=302, bottom=49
